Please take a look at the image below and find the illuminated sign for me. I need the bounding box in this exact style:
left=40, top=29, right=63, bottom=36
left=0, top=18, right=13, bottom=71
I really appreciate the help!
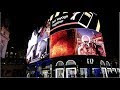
left=49, top=12, right=106, bottom=59
left=26, top=26, right=50, bottom=64
left=49, top=12, right=100, bottom=33
left=50, top=28, right=106, bottom=58
left=27, top=12, right=106, bottom=64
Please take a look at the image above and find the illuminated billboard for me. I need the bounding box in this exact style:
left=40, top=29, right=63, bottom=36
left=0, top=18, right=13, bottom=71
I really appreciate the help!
left=76, top=28, right=106, bottom=56
left=26, top=24, right=50, bottom=64
left=50, top=12, right=100, bottom=34
left=50, top=29, right=76, bottom=58
left=49, top=12, right=106, bottom=59
left=50, top=28, right=106, bottom=58
left=26, top=12, right=106, bottom=63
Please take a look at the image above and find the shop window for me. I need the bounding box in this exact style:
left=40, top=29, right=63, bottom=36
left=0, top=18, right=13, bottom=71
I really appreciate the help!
left=55, top=68, right=64, bottom=78
left=55, top=61, right=64, bottom=78
left=66, top=68, right=77, bottom=78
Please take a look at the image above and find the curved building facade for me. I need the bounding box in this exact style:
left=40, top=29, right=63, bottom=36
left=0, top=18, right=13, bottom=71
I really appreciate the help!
left=26, top=12, right=119, bottom=78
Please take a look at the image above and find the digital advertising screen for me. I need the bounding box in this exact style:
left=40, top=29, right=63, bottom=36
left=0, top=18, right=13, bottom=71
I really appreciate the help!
left=50, top=29, right=76, bottom=58
left=50, top=12, right=99, bottom=34
left=49, top=12, right=106, bottom=59
left=76, top=28, right=106, bottom=57
left=50, top=28, right=106, bottom=58
left=26, top=26, right=50, bottom=64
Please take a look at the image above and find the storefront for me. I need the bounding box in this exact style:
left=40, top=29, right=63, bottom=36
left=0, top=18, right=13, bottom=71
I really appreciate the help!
left=51, top=55, right=108, bottom=78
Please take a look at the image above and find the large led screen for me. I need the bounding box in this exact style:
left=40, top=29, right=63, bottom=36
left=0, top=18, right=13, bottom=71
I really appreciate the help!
left=50, top=28, right=106, bottom=58
left=50, top=29, right=76, bottom=58
left=76, top=28, right=106, bottom=56
left=26, top=26, right=50, bottom=64
left=49, top=12, right=106, bottom=59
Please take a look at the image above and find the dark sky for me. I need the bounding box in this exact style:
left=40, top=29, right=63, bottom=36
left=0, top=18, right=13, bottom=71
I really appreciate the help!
left=2, top=9, right=55, bottom=52
left=1, top=8, right=119, bottom=59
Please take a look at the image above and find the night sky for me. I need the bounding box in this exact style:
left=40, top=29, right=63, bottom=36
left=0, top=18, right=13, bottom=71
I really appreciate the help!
left=1, top=8, right=55, bottom=53
left=1, top=8, right=119, bottom=59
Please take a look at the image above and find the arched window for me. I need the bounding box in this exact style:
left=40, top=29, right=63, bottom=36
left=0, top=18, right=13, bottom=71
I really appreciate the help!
left=106, top=61, right=111, bottom=67
left=55, top=61, right=64, bottom=78
left=56, top=61, right=64, bottom=66
left=66, top=60, right=76, bottom=66
left=100, top=60, right=105, bottom=67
